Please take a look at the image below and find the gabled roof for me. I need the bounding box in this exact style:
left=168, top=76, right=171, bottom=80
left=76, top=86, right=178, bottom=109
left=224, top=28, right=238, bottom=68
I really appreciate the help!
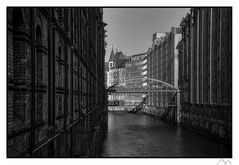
left=115, top=58, right=129, bottom=68
left=114, top=51, right=127, bottom=60
left=114, top=51, right=129, bottom=68
left=108, top=49, right=129, bottom=68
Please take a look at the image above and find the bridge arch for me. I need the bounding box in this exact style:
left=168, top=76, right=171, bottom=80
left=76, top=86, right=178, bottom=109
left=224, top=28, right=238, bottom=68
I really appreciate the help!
left=124, top=77, right=179, bottom=91
left=106, top=77, right=181, bottom=123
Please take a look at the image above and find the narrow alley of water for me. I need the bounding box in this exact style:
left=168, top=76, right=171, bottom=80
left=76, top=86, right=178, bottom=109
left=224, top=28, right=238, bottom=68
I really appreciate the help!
left=101, top=112, right=231, bottom=157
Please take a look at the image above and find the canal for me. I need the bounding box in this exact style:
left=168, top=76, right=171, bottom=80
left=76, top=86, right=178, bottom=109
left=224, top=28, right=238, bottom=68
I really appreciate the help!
left=101, top=112, right=231, bottom=157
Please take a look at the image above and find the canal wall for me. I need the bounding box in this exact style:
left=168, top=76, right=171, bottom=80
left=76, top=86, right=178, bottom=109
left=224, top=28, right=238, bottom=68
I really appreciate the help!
left=143, top=105, right=232, bottom=146
left=180, top=104, right=232, bottom=146
left=143, top=106, right=176, bottom=124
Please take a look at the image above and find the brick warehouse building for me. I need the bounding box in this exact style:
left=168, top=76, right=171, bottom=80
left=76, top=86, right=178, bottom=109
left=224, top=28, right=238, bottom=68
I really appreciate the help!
left=7, top=8, right=107, bottom=157
left=178, top=8, right=232, bottom=144
left=147, top=28, right=181, bottom=117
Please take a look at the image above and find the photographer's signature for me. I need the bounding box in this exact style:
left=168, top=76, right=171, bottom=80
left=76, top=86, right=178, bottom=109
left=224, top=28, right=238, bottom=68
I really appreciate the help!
left=217, top=159, right=232, bottom=165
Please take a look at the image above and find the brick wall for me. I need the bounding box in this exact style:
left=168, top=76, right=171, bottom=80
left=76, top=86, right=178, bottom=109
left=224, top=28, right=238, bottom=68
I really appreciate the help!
left=179, top=8, right=232, bottom=144
left=8, top=8, right=107, bottom=157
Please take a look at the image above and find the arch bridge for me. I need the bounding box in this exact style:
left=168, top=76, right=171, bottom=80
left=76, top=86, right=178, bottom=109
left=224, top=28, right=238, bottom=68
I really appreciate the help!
left=106, top=77, right=181, bottom=123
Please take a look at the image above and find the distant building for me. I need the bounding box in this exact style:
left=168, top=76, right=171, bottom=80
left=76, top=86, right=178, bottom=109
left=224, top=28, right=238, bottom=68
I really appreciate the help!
left=105, top=62, right=109, bottom=87
left=106, top=49, right=129, bottom=107
left=125, top=53, right=147, bottom=105
left=147, top=27, right=182, bottom=108
left=107, top=49, right=128, bottom=87
left=125, top=53, right=148, bottom=87
left=178, top=8, right=232, bottom=144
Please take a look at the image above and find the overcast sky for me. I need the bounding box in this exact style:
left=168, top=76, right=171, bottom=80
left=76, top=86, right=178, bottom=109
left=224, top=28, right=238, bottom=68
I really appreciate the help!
left=103, top=8, right=190, bottom=62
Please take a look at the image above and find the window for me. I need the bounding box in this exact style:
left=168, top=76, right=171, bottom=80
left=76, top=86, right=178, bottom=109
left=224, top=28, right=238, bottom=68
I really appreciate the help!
left=109, top=62, right=114, bottom=68
left=141, top=71, right=147, bottom=76
left=57, top=8, right=64, bottom=27
left=142, top=59, right=147, bottom=64
left=36, top=26, right=42, bottom=44
left=141, top=65, right=147, bottom=70
left=36, top=25, right=43, bottom=84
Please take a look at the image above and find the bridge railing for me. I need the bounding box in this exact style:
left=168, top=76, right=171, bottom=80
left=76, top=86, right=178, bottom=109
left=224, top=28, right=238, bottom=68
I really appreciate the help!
left=106, top=77, right=181, bottom=123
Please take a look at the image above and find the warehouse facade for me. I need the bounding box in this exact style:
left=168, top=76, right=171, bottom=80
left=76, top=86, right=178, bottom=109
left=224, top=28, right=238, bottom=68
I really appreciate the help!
left=178, top=8, right=232, bottom=144
left=147, top=28, right=182, bottom=111
left=7, top=8, right=107, bottom=157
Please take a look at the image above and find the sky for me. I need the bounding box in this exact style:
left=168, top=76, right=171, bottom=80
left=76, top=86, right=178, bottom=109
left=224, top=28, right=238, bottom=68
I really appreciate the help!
left=103, top=8, right=190, bottom=62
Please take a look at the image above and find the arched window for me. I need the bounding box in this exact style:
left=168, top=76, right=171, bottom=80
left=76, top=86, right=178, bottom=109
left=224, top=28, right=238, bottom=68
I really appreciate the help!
left=36, top=25, right=42, bottom=44
left=35, top=25, right=44, bottom=124
left=36, top=25, right=43, bottom=85
left=58, top=46, right=62, bottom=60
left=12, top=8, right=25, bottom=81
left=58, top=46, right=63, bottom=87
left=12, top=8, right=24, bottom=27
left=57, top=8, right=64, bottom=27
left=12, top=9, right=30, bottom=127
left=65, top=8, right=70, bottom=36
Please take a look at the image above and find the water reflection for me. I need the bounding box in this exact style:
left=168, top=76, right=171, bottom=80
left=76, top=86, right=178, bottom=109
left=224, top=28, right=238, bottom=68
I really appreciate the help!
left=101, top=112, right=231, bottom=157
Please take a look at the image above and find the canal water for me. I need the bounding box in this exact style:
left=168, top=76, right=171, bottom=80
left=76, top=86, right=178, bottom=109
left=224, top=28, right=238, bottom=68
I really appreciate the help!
left=101, top=112, right=231, bottom=157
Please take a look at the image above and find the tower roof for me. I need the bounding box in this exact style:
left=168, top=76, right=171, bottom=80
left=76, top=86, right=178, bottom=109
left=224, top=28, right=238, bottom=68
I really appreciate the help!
left=108, top=48, right=115, bottom=62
